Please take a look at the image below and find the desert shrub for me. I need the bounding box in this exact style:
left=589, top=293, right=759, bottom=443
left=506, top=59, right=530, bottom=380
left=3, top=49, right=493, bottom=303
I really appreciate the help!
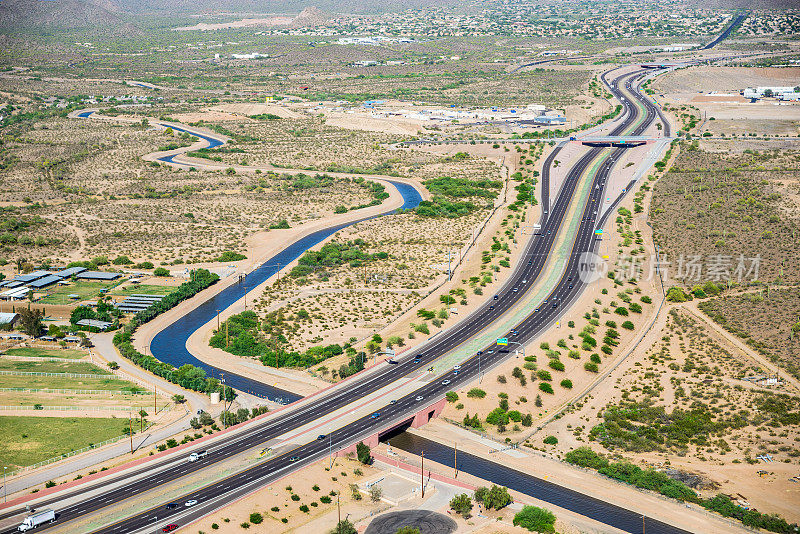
left=513, top=505, right=556, bottom=533
left=564, top=447, right=609, bottom=469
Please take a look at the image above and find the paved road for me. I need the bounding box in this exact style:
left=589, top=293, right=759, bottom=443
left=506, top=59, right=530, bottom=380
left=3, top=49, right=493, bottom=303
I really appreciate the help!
left=0, top=66, right=673, bottom=534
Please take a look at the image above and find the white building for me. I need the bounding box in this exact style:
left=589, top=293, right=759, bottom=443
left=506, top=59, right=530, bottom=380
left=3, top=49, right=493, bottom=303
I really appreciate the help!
left=743, top=86, right=798, bottom=99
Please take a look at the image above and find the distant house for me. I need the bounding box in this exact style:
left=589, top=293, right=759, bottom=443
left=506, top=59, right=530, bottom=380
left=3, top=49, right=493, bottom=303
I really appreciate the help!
left=0, top=312, right=19, bottom=328
left=534, top=115, right=567, bottom=125
left=76, top=271, right=122, bottom=281
left=76, top=319, right=113, bottom=331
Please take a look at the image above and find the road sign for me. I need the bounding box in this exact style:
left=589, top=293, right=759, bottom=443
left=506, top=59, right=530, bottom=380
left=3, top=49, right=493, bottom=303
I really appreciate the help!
left=497, top=338, right=508, bottom=346
left=594, top=228, right=603, bottom=235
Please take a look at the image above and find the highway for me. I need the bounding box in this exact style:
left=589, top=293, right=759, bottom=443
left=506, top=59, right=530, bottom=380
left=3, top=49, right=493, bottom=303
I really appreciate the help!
left=0, top=66, right=674, bottom=534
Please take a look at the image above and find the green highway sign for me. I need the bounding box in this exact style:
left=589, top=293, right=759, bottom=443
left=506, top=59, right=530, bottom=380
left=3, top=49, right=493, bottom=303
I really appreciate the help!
left=497, top=338, right=508, bottom=346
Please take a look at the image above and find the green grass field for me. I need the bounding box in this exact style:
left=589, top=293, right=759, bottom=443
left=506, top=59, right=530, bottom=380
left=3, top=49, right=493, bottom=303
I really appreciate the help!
left=0, top=359, right=112, bottom=375
left=0, top=391, right=154, bottom=408
left=0, top=416, right=126, bottom=470
left=4, top=348, right=85, bottom=359
left=109, top=284, right=173, bottom=297
left=37, top=280, right=116, bottom=305
left=0, top=375, right=142, bottom=391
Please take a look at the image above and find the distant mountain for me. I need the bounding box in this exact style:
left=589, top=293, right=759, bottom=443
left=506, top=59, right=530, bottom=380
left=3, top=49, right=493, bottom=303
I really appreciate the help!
left=290, top=6, right=328, bottom=27
left=0, top=0, right=125, bottom=29
left=111, top=0, right=452, bottom=15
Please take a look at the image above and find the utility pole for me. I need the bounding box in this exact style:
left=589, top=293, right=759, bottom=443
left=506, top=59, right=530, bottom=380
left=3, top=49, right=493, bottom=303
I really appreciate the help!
left=421, top=450, right=425, bottom=498
left=226, top=320, right=229, bottom=347
left=447, top=248, right=452, bottom=281
left=154, top=385, right=157, bottom=415
left=454, top=443, right=458, bottom=479
left=216, top=309, right=220, bottom=330
left=129, top=413, right=133, bottom=454
left=337, top=492, right=341, bottom=534
left=3, top=466, right=7, bottom=503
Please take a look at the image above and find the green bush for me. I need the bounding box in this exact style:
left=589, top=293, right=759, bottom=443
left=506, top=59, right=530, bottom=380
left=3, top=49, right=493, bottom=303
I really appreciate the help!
left=514, top=506, right=556, bottom=532
left=564, top=447, right=609, bottom=469
left=539, top=382, right=554, bottom=394
left=543, top=436, right=558, bottom=445
left=467, top=388, right=486, bottom=398
left=560, top=379, right=573, bottom=389
left=249, top=513, right=263, bottom=524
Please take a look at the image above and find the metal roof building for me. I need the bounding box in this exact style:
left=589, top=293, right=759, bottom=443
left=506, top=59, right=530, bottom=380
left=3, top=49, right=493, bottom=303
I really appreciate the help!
left=14, top=271, right=52, bottom=283
left=0, top=312, right=19, bottom=326
left=76, top=271, right=121, bottom=281
left=28, top=274, right=63, bottom=289
left=76, top=319, right=113, bottom=330
left=54, top=266, right=88, bottom=278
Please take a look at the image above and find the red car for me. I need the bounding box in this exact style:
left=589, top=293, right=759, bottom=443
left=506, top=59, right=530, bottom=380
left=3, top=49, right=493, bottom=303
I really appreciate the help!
left=162, top=525, right=178, bottom=533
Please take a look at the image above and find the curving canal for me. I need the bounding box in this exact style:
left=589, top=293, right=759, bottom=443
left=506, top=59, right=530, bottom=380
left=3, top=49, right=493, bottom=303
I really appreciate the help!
left=149, top=180, right=423, bottom=403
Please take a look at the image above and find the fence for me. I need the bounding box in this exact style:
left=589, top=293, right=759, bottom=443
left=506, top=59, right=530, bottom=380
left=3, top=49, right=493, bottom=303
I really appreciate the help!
left=0, top=405, right=145, bottom=412
left=0, top=387, right=151, bottom=395
left=1, top=355, right=85, bottom=362
left=0, top=370, right=115, bottom=379
left=3, top=420, right=161, bottom=479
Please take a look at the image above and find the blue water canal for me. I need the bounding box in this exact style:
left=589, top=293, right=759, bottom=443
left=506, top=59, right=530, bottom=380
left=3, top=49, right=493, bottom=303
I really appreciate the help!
left=387, top=432, right=691, bottom=534
left=149, top=180, right=423, bottom=403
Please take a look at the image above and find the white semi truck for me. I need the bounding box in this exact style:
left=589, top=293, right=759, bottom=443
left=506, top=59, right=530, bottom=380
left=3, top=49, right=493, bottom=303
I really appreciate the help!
left=18, top=509, right=56, bottom=531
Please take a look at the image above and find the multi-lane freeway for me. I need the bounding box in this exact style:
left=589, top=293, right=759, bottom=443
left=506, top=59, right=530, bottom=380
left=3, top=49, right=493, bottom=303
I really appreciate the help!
left=0, top=65, right=675, bottom=534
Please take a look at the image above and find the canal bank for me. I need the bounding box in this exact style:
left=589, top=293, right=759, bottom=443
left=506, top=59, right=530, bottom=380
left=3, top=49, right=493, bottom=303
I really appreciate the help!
left=383, top=422, right=751, bottom=534
left=147, top=179, right=423, bottom=403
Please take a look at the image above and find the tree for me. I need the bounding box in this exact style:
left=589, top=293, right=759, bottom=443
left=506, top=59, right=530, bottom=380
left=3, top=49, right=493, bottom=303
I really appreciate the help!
left=356, top=441, right=372, bottom=464
left=18, top=307, right=43, bottom=337
left=513, top=505, right=556, bottom=533
left=394, top=528, right=420, bottom=534
left=329, top=520, right=357, bottom=534
left=153, top=267, right=170, bottom=277
left=475, top=485, right=511, bottom=510
left=172, top=394, right=186, bottom=404
left=368, top=484, right=383, bottom=503
left=449, top=493, right=473, bottom=517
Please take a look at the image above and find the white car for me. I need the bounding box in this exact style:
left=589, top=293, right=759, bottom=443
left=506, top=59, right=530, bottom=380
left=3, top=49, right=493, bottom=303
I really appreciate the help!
left=185, top=500, right=198, bottom=507
left=415, top=396, right=424, bottom=401
left=441, top=380, right=451, bottom=386
left=453, top=365, right=461, bottom=370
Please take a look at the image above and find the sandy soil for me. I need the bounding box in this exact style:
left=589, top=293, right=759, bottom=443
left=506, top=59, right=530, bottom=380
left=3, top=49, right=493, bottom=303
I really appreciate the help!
left=212, top=103, right=303, bottom=119
left=174, top=17, right=294, bottom=31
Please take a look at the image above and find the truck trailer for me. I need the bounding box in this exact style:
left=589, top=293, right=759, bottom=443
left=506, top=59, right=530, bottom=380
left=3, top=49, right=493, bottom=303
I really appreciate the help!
left=18, top=509, right=56, bottom=531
